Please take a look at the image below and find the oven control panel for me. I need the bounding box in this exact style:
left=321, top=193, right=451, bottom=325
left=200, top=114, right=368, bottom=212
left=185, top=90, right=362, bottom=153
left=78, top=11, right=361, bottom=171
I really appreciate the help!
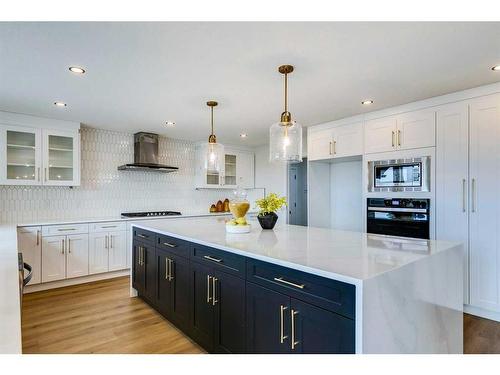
left=367, top=198, right=429, bottom=210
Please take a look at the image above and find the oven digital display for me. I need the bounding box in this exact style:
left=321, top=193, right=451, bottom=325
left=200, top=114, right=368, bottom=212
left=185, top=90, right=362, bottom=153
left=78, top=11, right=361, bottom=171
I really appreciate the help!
left=374, top=163, right=422, bottom=188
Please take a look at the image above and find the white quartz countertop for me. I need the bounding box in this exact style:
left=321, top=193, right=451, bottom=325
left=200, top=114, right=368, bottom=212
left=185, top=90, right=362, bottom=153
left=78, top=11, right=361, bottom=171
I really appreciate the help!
left=16, top=211, right=245, bottom=227
left=0, top=225, right=22, bottom=353
left=133, top=216, right=461, bottom=284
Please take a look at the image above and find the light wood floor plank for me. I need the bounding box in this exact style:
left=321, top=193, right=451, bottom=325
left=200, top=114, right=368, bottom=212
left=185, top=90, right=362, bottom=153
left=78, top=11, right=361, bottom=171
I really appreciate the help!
left=22, top=276, right=204, bottom=354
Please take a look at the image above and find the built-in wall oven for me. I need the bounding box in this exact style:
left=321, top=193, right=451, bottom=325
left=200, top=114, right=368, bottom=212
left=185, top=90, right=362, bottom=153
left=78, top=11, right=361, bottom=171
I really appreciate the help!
left=367, top=198, right=430, bottom=239
left=368, top=157, right=430, bottom=192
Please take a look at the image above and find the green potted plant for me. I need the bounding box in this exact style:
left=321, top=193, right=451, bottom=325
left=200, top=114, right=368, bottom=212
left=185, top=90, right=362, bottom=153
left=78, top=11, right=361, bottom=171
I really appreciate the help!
left=255, top=193, right=287, bottom=230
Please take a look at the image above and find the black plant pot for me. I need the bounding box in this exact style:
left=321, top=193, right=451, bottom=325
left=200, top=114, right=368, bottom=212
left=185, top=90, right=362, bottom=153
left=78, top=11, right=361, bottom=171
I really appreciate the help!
left=258, top=212, right=279, bottom=230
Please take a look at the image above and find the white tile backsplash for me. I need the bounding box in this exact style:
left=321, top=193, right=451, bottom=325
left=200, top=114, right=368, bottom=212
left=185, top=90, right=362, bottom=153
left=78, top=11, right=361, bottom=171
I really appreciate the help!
left=0, top=126, right=262, bottom=224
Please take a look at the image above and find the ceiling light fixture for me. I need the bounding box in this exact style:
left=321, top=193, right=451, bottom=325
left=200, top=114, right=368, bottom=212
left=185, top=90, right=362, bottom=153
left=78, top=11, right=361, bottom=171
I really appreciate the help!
left=69, top=66, right=86, bottom=74
left=492, top=65, right=500, bottom=71
left=54, top=101, right=67, bottom=107
left=165, top=121, right=176, bottom=126
left=240, top=133, right=248, bottom=138
left=362, top=100, right=374, bottom=105
left=205, top=101, right=224, bottom=174
left=269, top=64, right=302, bottom=163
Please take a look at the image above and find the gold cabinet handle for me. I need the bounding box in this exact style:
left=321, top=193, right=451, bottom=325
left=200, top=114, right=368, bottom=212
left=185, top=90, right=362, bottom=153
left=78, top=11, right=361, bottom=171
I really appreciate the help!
left=203, top=255, right=223, bottom=263
left=38, top=167, right=41, bottom=182
left=391, top=131, right=395, bottom=147
left=137, top=233, right=149, bottom=239
left=165, top=258, right=169, bottom=280
left=36, top=230, right=40, bottom=246
left=329, top=141, right=333, bottom=155
left=471, top=178, right=476, bottom=213
left=138, top=246, right=143, bottom=266
left=291, top=309, right=299, bottom=350
left=462, top=179, right=467, bottom=213
left=212, top=277, right=218, bottom=305
left=61, top=239, right=65, bottom=254
left=333, top=140, right=337, bottom=155
left=105, top=235, right=108, bottom=249
left=101, top=225, right=117, bottom=229
left=397, top=129, right=401, bottom=146
left=273, top=277, right=305, bottom=289
left=58, top=228, right=76, bottom=231
left=44, top=167, right=47, bottom=182
left=110, top=235, right=113, bottom=249
left=280, top=305, right=288, bottom=344
left=207, top=275, right=213, bottom=303
left=68, top=238, right=71, bottom=254
left=163, top=242, right=177, bottom=248
left=169, top=259, right=174, bottom=281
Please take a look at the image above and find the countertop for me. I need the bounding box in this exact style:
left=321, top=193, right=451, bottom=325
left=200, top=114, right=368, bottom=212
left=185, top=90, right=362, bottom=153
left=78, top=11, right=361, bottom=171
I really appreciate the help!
left=133, top=216, right=461, bottom=284
left=0, top=224, right=22, bottom=353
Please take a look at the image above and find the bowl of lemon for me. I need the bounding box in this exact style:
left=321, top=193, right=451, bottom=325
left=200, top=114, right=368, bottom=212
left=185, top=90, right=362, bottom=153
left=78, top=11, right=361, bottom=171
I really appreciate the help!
left=226, top=187, right=251, bottom=234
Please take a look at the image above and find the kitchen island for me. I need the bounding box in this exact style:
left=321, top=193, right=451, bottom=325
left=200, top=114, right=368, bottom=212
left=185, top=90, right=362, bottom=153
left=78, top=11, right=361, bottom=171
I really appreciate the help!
left=131, top=216, right=463, bottom=354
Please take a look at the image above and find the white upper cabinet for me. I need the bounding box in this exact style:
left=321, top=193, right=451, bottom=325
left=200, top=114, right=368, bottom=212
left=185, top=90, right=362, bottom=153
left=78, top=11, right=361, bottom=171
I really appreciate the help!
left=0, top=122, right=80, bottom=186
left=364, top=109, right=435, bottom=154
left=308, top=129, right=334, bottom=161
left=42, top=129, right=80, bottom=186
left=331, top=122, right=363, bottom=158
left=195, top=144, right=254, bottom=189
left=308, top=122, right=363, bottom=161
left=469, top=93, right=500, bottom=312
left=397, top=109, right=436, bottom=150
left=364, top=117, right=397, bottom=154
left=435, top=101, right=469, bottom=303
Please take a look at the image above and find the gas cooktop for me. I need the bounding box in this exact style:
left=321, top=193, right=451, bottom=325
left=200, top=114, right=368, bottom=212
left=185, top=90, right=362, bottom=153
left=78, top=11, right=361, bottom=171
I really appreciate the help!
left=121, top=211, right=182, bottom=218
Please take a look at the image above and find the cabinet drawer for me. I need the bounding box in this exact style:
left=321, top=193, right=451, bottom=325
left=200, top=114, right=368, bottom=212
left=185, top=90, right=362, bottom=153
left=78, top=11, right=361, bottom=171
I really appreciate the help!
left=156, top=234, right=191, bottom=258
left=42, top=223, right=89, bottom=236
left=191, top=244, right=245, bottom=278
left=90, top=221, right=126, bottom=233
left=246, top=259, right=355, bottom=319
left=132, top=227, right=155, bottom=244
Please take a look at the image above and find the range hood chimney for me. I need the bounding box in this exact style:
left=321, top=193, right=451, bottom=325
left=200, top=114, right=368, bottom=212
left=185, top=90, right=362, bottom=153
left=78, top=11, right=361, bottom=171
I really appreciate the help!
left=118, top=132, right=179, bottom=173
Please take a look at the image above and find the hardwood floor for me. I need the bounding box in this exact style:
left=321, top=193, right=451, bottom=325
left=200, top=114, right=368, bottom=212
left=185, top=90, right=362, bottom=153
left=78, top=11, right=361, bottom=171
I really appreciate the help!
left=22, top=276, right=500, bottom=354
left=21, top=276, right=204, bottom=354
left=464, top=313, right=500, bottom=354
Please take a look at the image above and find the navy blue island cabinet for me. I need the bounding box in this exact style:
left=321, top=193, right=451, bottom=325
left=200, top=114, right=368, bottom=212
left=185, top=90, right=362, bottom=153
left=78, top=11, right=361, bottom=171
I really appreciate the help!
left=132, top=227, right=356, bottom=354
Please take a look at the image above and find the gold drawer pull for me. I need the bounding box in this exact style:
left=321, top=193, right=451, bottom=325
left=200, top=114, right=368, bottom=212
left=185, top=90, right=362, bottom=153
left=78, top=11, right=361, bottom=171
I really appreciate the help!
left=212, top=277, right=218, bottom=306
left=204, top=255, right=223, bottom=263
left=163, top=242, right=177, bottom=248
left=273, top=277, right=305, bottom=289
left=58, top=228, right=76, bottom=231
left=137, top=233, right=149, bottom=239
left=280, top=305, right=288, bottom=344
left=291, top=309, right=299, bottom=350
left=101, top=225, right=117, bottom=229
left=207, top=275, right=213, bottom=303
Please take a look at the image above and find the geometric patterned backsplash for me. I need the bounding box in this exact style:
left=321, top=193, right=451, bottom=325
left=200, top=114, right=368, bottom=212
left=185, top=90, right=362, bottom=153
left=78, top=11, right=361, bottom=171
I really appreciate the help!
left=0, top=126, right=263, bottom=224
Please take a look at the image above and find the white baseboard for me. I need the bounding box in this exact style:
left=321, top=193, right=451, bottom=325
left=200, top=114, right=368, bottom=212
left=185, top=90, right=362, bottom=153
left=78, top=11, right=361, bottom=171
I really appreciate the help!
left=24, top=269, right=130, bottom=293
left=464, top=304, right=500, bottom=322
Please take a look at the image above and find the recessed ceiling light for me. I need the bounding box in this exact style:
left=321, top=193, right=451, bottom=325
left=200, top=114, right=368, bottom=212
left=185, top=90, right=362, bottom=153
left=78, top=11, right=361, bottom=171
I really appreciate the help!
left=54, top=101, right=67, bottom=107
left=492, top=65, right=500, bottom=71
left=69, top=66, right=86, bottom=74
left=361, top=100, right=374, bottom=105
left=165, top=121, right=175, bottom=126
left=240, top=133, right=248, bottom=138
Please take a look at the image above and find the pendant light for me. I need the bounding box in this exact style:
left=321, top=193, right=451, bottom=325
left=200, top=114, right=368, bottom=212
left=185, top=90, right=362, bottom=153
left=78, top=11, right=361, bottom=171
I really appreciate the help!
left=269, top=65, right=303, bottom=163
left=205, top=100, right=224, bottom=174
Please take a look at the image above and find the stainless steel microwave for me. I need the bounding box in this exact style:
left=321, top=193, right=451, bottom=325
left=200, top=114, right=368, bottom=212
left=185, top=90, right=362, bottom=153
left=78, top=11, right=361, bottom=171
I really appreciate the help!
left=368, top=157, right=430, bottom=192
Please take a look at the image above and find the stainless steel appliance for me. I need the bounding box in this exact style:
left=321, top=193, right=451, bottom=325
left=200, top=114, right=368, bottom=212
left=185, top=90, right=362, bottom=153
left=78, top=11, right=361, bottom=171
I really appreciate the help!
left=121, top=210, right=182, bottom=218
left=18, top=253, right=32, bottom=312
left=118, top=132, right=179, bottom=172
left=367, top=198, right=430, bottom=239
left=368, top=157, right=430, bottom=192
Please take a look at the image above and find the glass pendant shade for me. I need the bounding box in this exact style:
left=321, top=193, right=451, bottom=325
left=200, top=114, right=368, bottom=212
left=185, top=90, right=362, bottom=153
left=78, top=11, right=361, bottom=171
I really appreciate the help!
left=269, top=120, right=303, bottom=163
left=206, top=141, right=225, bottom=174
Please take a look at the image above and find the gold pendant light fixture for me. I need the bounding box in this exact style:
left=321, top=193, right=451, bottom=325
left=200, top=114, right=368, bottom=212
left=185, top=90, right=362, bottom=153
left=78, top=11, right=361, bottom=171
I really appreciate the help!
left=269, top=64, right=303, bottom=163
left=205, top=100, right=224, bottom=174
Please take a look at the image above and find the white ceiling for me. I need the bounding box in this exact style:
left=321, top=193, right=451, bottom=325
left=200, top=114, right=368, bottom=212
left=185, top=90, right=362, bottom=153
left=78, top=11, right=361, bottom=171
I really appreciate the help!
left=0, top=22, right=499, bottom=146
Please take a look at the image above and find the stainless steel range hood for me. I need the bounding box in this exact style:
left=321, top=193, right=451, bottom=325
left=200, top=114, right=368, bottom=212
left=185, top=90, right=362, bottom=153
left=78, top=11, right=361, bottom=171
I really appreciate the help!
left=118, top=132, right=179, bottom=173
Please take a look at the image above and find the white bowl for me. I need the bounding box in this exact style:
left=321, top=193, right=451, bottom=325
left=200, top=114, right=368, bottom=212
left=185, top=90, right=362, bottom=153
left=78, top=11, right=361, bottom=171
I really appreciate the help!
left=225, top=223, right=251, bottom=234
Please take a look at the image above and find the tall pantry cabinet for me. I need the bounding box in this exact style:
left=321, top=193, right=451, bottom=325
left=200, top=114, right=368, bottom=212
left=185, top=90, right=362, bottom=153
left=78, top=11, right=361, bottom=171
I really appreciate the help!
left=436, top=93, right=500, bottom=315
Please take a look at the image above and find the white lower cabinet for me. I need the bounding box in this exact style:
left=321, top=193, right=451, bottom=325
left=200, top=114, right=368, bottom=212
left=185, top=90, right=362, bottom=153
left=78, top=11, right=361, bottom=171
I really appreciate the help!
left=89, top=229, right=127, bottom=275
left=65, top=234, right=89, bottom=279
left=41, top=235, right=67, bottom=283
left=17, top=226, right=42, bottom=285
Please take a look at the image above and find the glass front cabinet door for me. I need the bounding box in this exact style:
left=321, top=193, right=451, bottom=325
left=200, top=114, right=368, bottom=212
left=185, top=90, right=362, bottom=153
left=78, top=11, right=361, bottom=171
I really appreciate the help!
left=42, top=129, right=80, bottom=186
left=0, top=125, right=43, bottom=185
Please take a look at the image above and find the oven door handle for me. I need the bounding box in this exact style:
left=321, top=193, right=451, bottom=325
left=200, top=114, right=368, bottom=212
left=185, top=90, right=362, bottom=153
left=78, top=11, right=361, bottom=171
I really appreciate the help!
left=367, top=207, right=428, bottom=213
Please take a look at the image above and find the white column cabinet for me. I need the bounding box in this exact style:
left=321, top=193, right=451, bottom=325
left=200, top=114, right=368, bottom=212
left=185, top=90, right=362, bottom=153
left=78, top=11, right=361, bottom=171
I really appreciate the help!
left=436, top=102, right=470, bottom=303
left=469, top=93, right=500, bottom=313
left=17, top=226, right=42, bottom=285
left=41, top=235, right=67, bottom=283
left=65, top=234, right=89, bottom=279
